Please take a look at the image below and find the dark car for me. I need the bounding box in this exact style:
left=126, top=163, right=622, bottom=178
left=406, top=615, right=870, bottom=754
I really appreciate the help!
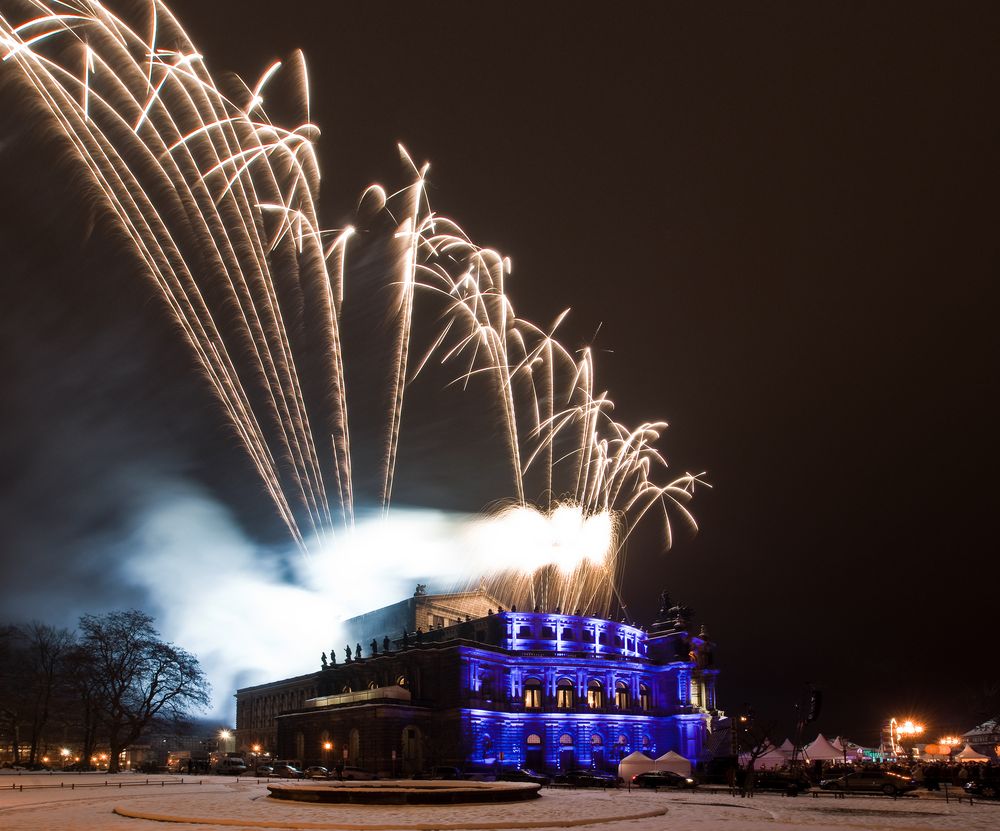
left=304, top=766, right=330, bottom=780
left=340, top=766, right=377, bottom=780
left=554, top=770, right=620, bottom=788
left=271, top=764, right=304, bottom=779
left=631, top=770, right=697, bottom=789
left=964, top=772, right=1000, bottom=800
left=750, top=770, right=812, bottom=795
left=413, top=766, right=463, bottom=780
left=820, top=769, right=917, bottom=796
left=498, top=767, right=550, bottom=786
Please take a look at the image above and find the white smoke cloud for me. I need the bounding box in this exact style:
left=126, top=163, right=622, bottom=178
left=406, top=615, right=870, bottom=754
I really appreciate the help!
left=117, top=484, right=615, bottom=721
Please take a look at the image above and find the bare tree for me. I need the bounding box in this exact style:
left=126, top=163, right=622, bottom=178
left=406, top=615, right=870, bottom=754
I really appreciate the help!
left=79, top=611, right=210, bottom=772
left=737, top=717, right=780, bottom=797
left=20, top=623, right=74, bottom=765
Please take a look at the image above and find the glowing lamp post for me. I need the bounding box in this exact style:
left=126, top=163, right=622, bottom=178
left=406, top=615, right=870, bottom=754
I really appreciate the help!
left=323, top=741, right=333, bottom=768
left=894, top=719, right=924, bottom=759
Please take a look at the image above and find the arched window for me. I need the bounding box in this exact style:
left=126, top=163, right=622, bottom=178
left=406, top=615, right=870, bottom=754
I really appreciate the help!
left=587, top=680, right=604, bottom=709
left=526, top=733, right=542, bottom=746
left=482, top=735, right=493, bottom=759
left=342, top=684, right=352, bottom=694
left=559, top=733, right=574, bottom=746
left=642, top=735, right=652, bottom=750
left=368, top=680, right=378, bottom=690
left=556, top=678, right=574, bottom=709
left=639, top=683, right=652, bottom=711
left=524, top=678, right=542, bottom=709
left=591, top=734, right=603, bottom=747
left=396, top=675, right=408, bottom=688
left=615, top=681, right=630, bottom=709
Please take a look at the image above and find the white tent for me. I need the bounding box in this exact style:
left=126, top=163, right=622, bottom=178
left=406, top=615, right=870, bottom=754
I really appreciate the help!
left=618, top=751, right=656, bottom=781
left=750, top=745, right=791, bottom=770
left=831, top=737, right=844, bottom=751
left=779, top=738, right=795, bottom=753
left=804, top=733, right=843, bottom=762
left=954, top=744, right=990, bottom=763
left=654, top=750, right=692, bottom=776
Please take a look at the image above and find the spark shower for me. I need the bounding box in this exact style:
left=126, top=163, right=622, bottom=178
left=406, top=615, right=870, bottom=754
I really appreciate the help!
left=1, top=0, right=703, bottom=616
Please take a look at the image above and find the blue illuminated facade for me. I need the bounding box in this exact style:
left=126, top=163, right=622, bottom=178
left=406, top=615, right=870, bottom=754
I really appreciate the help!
left=455, top=608, right=718, bottom=770
left=237, top=592, right=721, bottom=774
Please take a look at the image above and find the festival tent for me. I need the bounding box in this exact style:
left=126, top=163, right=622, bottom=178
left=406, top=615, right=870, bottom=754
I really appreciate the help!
left=779, top=738, right=796, bottom=753
left=803, top=733, right=843, bottom=762
left=654, top=750, right=692, bottom=776
left=747, top=745, right=791, bottom=770
left=831, top=737, right=844, bottom=751
left=954, top=744, right=990, bottom=763
left=618, top=751, right=656, bottom=781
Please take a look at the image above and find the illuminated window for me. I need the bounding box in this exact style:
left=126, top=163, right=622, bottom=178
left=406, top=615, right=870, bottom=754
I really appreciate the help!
left=479, top=675, right=494, bottom=700
left=526, top=733, right=542, bottom=746
left=342, top=685, right=352, bottom=694
left=587, top=680, right=604, bottom=709
left=396, top=676, right=408, bottom=688
left=524, top=679, right=542, bottom=709
left=433, top=615, right=444, bottom=629
left=615, top=681, right=630, bottom=709
left=559, top=734, right=574, bottom=746
left=591, top=734, right=603, bottom=747
left=556, top=678, right=574, bottom=709
left=639, top=684, right=652, bottom=711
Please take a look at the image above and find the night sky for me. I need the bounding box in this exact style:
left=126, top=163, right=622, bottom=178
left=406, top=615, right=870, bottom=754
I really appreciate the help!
left=1, top=1, right=997, bottom=743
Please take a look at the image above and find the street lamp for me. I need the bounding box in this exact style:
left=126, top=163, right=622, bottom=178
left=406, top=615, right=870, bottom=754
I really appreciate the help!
left=893, top=719, right=924, bottom=759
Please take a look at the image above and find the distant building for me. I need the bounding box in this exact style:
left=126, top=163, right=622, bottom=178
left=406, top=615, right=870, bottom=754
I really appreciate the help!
left=235, top=588, right=721, bottom=774
left=963, top=719, right=1000, bottom=760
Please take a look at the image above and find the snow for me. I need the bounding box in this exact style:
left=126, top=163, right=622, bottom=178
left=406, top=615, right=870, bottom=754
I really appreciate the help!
left=1, top=772, right=998, bottom=830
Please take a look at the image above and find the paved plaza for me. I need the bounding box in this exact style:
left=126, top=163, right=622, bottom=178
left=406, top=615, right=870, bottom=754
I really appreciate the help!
left=2, top=773, right=999, bottom=831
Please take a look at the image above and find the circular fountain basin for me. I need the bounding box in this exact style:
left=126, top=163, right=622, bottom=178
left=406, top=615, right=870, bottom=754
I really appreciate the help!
left=267, top=779, right=541, bottom=804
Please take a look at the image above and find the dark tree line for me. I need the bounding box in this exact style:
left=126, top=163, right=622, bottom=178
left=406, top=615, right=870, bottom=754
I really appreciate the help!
left=0, top=611, right=210, bottom=772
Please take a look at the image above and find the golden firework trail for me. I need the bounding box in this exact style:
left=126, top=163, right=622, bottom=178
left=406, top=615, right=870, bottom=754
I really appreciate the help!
left=0, top=0, right=705, bottom=615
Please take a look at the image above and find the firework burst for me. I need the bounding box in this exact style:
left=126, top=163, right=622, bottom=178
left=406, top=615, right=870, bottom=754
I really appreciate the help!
left=0, top=0, right=705, bottom=615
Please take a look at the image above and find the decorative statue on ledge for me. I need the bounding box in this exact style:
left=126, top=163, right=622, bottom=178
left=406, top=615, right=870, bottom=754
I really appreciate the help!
left=402, top=630, right=410, bottom=648
left=320, top=652, right=328, bottom=669
left=345, top=644, right=352, bottom=663
left=329, top=649, right=336, bottom=665
left=383, top=635, right=391, bottom=653
left=356, top=642, right=362, bottom=660
left=414, top=583, right=427, bottom=596
left=370, top=638, right=378, bottom=656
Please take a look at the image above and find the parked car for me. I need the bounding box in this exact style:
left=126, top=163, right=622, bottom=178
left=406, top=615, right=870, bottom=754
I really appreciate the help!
left=304, top=766, right=330, bottom=780
left=271, top=764, right=304, bottom=779
left=255, top=765, right=275, bottom=776
left=750, top=770, right=812, bottom=795
left=553, top=770, right=619, bottom=788
left=631, top=770, right=697, bottom=789
left=964, top=772, right=1000, bottom=800
left=820, top=769, right=917, bottom=796
left=413, top=766, right=462, bottom=780
left=340, top=766, right=377, bottom=780
left=216, top=758, right=248, bottom=775
left=498, top=767, right=550, bottom=786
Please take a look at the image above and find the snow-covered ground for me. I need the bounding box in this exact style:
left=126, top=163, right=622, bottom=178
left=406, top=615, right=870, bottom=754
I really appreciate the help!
left=1, top=773, right=998, bottom=830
